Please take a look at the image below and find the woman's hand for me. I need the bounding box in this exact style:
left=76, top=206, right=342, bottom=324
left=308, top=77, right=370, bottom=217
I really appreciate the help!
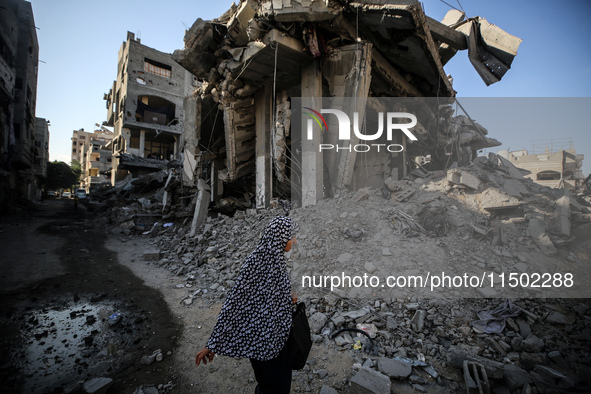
left=195, top=347, right=215, bottom=366
left=291, top=289, right=298, bottom=304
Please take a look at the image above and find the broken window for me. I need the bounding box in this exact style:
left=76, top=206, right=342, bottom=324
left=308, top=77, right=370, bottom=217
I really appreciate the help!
left=135, top=95, right=175, bottom=126
left=537, top=171, right=561, bottom=181
left=144, top=131, right=175, bottom=160
left=130, top=129, right=140, bottom=149
left=144, top=58, right=171, bottom=78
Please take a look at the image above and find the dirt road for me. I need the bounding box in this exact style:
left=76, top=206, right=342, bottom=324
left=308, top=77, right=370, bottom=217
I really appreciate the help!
left=0, top=200, right=352, bottom=394
left=0, top=200, right=181, bottom=393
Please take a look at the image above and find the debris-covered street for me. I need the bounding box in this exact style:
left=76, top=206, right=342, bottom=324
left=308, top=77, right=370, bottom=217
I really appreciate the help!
left=3, top=147, right=590, bottom=393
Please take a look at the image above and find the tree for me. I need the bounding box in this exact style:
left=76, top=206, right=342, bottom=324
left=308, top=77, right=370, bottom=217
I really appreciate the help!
left=44, top=161, right=80, bottom=190
left=70, top=160, right=82, bottom=187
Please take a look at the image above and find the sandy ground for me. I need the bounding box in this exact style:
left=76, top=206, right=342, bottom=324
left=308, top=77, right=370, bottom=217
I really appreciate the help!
left=106, top=234, right=354, bottom=393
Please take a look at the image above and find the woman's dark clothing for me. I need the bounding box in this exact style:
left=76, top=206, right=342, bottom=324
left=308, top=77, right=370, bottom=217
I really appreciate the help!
left=250, top=333, right=293, bottom=394
left=206, top=214, right=299, bottom=373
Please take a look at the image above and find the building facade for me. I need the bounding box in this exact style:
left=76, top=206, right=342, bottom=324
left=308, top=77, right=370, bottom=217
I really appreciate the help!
left=0, top=0, right=45, bottom=209
left=500, top=148, right=585, bottom=190
left=71, top=127, right=113, bottom=164
left=173, top=1, right=521, bottom=208
left=104, top=32, right=196, bottom=185
left=33, top=116, right=49, bottom=199
left=80, top=137, right=112, bottom=192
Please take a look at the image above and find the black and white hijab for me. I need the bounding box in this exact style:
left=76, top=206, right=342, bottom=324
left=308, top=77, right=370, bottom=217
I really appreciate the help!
left=206, top=216, right=299, bottom=361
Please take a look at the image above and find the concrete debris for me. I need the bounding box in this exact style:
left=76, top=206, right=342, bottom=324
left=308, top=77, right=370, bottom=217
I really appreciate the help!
left=377, top=357, right=412, bottom=380
left=83, top=377, right=113, bottom=394
left=87, top=15, right=590, bottom=381
left=350, top=367, right=391, bottom=394
left=463, top=360, right=490, bottom=394
left=447, top=169, right=482, bottom=190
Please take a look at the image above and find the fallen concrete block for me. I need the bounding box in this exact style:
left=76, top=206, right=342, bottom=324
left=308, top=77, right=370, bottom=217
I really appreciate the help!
left=446, top=345, right=504, bottom=379
left=83, top=377, right=113, bottom=394
left=526, top=218, right=557, bottom=255
left=142, top=250, right=161, bottom=261
left=353, top=188, right=371, bottom=202
left=411, top=310, right=426, bottom=332
left=378, top=357, right=412, bottom=379
left=479, top=188, right=521, bottom=211
left=502, top=179, right=528, bottom=198
left=350, top=367, right=392, bottom=394
left=502, top=364, right=533, bottom=391
left=447, top=169, right=481, bottom=190
left=384, top=177, right=401, bottom=191
left=319, top=386, right=339, bottom=394
left=554, top=196, right=571, bottom=236
left=497, top=154, right=524, bottom=179
left=463, top=360, right=490, bottom=394
left=309, top=312, right=328, bottom=334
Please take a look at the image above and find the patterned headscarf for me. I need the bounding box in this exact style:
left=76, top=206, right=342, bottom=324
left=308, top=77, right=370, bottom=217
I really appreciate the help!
left=206, top=216, right=299, bottom=361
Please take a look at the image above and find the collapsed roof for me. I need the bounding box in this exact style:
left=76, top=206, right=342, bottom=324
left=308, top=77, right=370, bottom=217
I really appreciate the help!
left=172, top=0, right=521, bottom=207
left=174, top=0, right=521, bottom=95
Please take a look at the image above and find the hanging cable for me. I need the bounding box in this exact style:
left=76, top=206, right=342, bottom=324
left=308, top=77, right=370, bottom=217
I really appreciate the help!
left=438, top=0, right=462, bottom=12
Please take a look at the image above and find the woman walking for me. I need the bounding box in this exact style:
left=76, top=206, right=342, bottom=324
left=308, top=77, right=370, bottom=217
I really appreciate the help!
left=195, top=215, right=299, bottom=393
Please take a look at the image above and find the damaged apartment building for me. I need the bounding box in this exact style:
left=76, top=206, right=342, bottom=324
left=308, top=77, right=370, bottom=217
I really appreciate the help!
left=0, top=0, right=48, bottom=208
left=172, top=0, right=522, bottom=210
left=104, top=32, right=197, bottom=186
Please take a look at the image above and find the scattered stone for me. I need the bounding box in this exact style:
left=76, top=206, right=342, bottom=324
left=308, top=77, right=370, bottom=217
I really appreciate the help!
left=547, top=350, right=568, bottom=369
left=309, top=312, right=328, bottom=334
left=411, top=310, right=426, bottom=332
left=386, top=316, right=398, bottom=331
left=521, top=335, right=544, bottom=353
left=546, top=311, right=568, bottom=325
left=337, top=253, right=353, bottom=264
left=364, top=261, right=377, bottom=274
left=140, top=353, right=157, bottom=365
left=341, top=308, right=370, bottom=320
left=353, top=188, right=371, bottom=202
left=133, top=386, right=159, bottom=394
left=319, top=386, right=339, bottom=394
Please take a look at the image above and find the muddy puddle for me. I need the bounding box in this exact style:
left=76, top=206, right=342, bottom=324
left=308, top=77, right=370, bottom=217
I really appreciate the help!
left=1, top=293, right=152, bottom=393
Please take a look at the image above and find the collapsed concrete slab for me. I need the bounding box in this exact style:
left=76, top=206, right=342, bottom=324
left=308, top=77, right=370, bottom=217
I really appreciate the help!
left=447, top=169, right=481, bottom=190
left=172, top=0, right=521, bottom=209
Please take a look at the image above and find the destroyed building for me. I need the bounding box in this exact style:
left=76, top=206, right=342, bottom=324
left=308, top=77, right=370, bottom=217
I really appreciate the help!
left=71, top=127, right=113, bottom=164
left=172, top=0, right=521, bottom=210
left=0, top=0, right=47, bottom=207
left=103, top=32, right=197, bottom=186
left=498, top=142, right=585, bottom=190
left=79, top=129, right=114, bottom=192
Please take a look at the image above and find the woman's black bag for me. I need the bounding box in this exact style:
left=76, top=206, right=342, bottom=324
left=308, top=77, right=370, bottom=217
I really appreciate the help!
left=291, top=302, right=312, bottom=370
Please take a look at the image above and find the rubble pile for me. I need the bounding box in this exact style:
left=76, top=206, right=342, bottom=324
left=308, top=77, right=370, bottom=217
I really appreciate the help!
left=96, top=150, right=591, bottom=392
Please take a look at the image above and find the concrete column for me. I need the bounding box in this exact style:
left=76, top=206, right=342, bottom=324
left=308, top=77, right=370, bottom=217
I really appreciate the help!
left=301, top=60, right=323, bottom=207
left=139, top=129, right=146, bottom=157
left=328, top=43, right=373, bottom=189
left=255, top=84, right=272, bottom=209
left=210, top=158, right=224, bottom=203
